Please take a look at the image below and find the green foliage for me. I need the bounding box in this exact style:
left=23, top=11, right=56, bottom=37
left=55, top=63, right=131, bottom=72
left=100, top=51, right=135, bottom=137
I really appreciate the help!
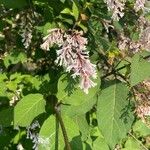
left=0, top=0, right=150, bottom=149
left=97, top=81, right=134, bottom=148
left=38, top=115, right=80, bottom=150
left=14, top=94, right=46, bottom=127
left=133, top=120, right=150, bottom=137
left=0, top=107, right=13, bottom=127
left=61, top=94, right=97, bottom=117
left=57, top=74, right=100, bottom=106
left=72, top=2, right=79, bottom=21
left=130, top=53, right=150, bottom=86
left=73, top=115, right=90, bottom=141
left=93, top=137, right=109, bottom=150
left=4, top=51, right=27, bottom=68
left=122, top=137, right=142, bottom=150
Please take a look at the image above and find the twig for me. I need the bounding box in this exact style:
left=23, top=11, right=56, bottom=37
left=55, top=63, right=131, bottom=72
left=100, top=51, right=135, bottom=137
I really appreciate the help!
left=101, top=64, right=129, bottom=79
left=128, top=132, right=149, bottom=150
left=55, top=115, right=59, bottom=150
left=144, top=54, right=150, bottom=60
left=55, top=104, right=71, bottom=150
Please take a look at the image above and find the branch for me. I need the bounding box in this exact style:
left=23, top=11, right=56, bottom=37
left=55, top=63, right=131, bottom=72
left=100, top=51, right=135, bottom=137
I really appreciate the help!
left=101, top=64, right=129, bottom=79
left=55, top=103, right=71, bottom=150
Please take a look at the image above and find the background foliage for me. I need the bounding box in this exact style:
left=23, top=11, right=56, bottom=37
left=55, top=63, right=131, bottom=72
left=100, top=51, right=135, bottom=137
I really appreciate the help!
left=1, top=0, right=150, bottom=150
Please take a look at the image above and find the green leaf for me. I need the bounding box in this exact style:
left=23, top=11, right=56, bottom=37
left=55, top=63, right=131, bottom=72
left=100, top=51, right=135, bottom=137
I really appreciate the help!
left=122, top=137, right=142, bottom=150
left=4, top=51, right=27, bottom=68
left=0, top=134, right=14, bottom=148
left=61, top=94, right=97, bottom=117
left=57, top=74, right=100, bottom=106
left=97, top=81, right=134, bottom=148
left=0, top=81, right=7, bottom=97
left=0, top=74, right=8, bottom=96
left=6, top=81, right=18, bottom=91
left=73, top=115, right=90, bottom=141
left=133, top=120, right=150, bottom=137
left=61, top=8, right=72, bottom=15
left=113, top=21, right=123, bottom=32
left=82, top=138, right=93, bottom=150
left=130, top=53, right=150, bottom=86
left=43, top=22, right=56, bottom=35
left=61, top=18, right=74, bottom=25
left=78, top=23, right=88, bottom=33
left=130, top=32, right=140, bottom=41
left=13, top=130, right=26, bottom=144
left=93, top=137, right=109, bottom=150
left=0, top=107, right=13, bottom=127
left=0, top=73, right=7, bottom=81
left=72, top=1, right=79, bottom=21
left=38, top=115, right=81, bottom=150
left=60, top=0, right=66, bottom=3
left=14, top=94, right=46, bottom=127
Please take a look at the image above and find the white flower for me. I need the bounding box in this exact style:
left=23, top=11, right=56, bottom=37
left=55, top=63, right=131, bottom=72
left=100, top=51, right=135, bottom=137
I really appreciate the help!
left=38, top=136, right=50, bottom=149
left=17, top=143, right=24, bottom=150
left=26, top=120, right=40, bottom=150
left=9, top=88, right=22, bottom=106
left=21, top=30, right=32, bottom=49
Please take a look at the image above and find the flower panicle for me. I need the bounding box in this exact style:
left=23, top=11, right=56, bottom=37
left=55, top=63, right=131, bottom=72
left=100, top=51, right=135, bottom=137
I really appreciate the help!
left=134, top=0, right=146, bottom=12
left=41, top=29, right=97, bottom=94
left=106, top=0, right=125, bottom=21
left=40, top=28, right=64, bottom=50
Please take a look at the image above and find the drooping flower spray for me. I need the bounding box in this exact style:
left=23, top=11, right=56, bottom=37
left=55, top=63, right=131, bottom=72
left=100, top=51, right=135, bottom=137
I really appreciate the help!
left=41, top=29, right=97, bottom=94
left=105, top=0, right=126, bottom=21
left=134, top=0, right=146, bottom=12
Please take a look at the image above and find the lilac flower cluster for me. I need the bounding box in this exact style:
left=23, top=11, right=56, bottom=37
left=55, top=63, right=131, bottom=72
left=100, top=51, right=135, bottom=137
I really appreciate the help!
left=105, top=0, right=125, bottom=21
left=40, top=29, right=64, bottom=50
left=106, top=0, right=148, bottom=21
left=136, top=104, right=150, bottom=122
left=41, top=29, right=97, bottom=94
left=134, top=0, right=146, bottom=12
left=140, top=27, right=150, bottom=51
left=118, top=34, right=142, bottom=54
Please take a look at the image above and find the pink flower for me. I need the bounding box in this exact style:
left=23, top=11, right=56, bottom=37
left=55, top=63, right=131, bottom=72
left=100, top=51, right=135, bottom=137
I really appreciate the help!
left=106, top=0, right=125, bottom=21
left=136, top=104, right=150, bottom=122
left=40, top=28, right=64, bottom=50
left=41, top=29, right=97, bottom=94
left=134, top=0, right=146, bottom=12
left=80, top=76, right=96, bottom=94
